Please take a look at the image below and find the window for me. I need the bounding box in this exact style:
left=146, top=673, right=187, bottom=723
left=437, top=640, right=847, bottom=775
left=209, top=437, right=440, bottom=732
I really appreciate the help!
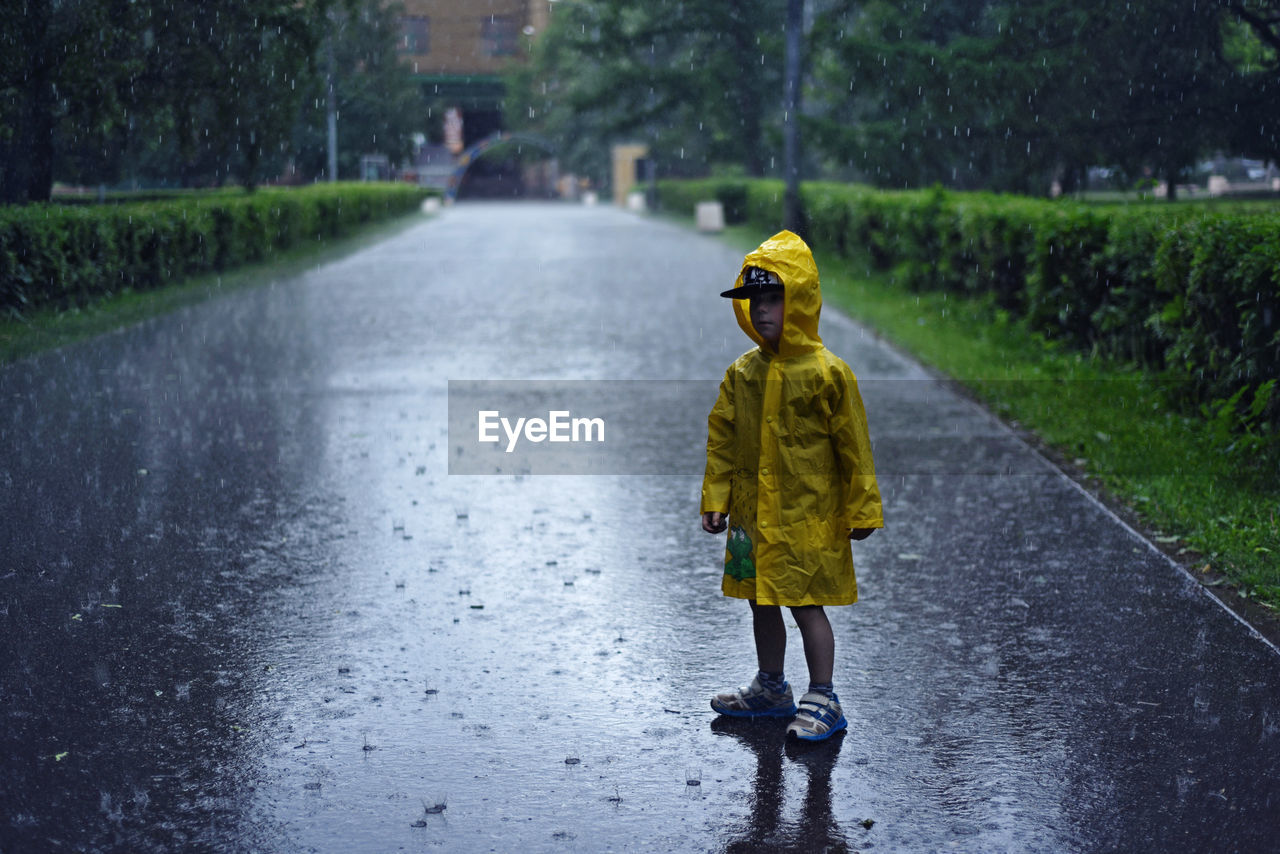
left=481, top=15, right=519, bottom=57
left=399, top=16, right=429, bottom=54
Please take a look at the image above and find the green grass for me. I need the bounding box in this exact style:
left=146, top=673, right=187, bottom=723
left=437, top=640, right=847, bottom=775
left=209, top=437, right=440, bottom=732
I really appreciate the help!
left=711, top=221, right=1280, bottom=612
left=0, top=211, right=427, bottom=365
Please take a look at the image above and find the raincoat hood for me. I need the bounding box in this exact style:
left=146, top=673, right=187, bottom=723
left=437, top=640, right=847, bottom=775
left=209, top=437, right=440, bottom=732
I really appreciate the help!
left=726, top=230, right=823, bottom=357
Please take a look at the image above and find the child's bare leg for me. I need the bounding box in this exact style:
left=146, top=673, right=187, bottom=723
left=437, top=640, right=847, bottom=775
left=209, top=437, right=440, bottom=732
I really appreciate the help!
left=789, top=605, right=834, bottom=686
left=749, top=600, right=787, bottom=674
left=709, top=601, right=795, bottom=716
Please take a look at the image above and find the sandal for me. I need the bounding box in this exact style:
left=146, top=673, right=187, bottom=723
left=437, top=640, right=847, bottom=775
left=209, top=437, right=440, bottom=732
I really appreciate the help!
left=786, top=691, right=847, bottom=741
left=710, top=675, right=797, bottom=718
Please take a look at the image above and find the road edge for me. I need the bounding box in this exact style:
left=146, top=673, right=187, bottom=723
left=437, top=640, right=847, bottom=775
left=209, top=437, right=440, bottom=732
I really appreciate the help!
left=904, top=344, right=1280, bottom=656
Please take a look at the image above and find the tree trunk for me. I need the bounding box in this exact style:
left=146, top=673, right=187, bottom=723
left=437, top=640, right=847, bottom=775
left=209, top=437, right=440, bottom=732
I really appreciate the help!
left=177, top=99, right=195, bottom=189
left=25, top=62, right=56, bottom=202
left=1057, top=162, right=1083, bottom=196
left=1, top=2, right=55, bottom=203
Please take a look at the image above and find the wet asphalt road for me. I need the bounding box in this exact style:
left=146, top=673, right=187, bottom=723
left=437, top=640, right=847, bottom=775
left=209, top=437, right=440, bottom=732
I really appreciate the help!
left=3, top=202, right=1279, bottom=853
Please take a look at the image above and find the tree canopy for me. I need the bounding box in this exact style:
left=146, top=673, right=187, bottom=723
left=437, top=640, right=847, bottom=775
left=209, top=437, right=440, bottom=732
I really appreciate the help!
left=9, top=0, right=1280, bottom=201
left=1, top=0, right=422, bottom=202
left=508, top=0, right=788, bottom=187
left=511, top=0, right=1280, bottom=196
left=290, top=1, right=421, bottom=183
left=810, top=0, right=1239, bottom=193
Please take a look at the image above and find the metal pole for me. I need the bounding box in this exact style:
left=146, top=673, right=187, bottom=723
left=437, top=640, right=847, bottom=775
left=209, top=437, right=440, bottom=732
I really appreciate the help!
left=326, top=20, right=338, bottom=183
left=783, top=0, right=803, bottom=234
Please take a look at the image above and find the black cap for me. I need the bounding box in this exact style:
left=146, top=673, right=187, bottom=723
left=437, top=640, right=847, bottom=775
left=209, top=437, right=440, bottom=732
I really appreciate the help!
left=720, top=266, right=784, bottom=299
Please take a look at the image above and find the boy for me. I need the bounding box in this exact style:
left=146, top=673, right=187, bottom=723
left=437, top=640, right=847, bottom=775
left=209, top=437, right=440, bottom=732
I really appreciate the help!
left=701, top=230, right=883, bottom=742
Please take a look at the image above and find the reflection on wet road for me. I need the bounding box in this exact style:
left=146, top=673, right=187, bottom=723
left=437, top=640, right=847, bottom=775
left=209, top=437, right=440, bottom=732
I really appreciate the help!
left=2, top=203, right=1278, bottom=852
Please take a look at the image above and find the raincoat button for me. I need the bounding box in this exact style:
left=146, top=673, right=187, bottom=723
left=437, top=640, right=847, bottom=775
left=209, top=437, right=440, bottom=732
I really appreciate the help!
left=761, top=468, right=770, bottom=475
left=760, top=521, right=768, bottom=528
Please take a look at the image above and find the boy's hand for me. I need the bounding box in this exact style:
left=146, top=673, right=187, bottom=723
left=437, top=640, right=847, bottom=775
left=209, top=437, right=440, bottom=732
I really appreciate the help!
left=702, top=512, right=727, bottom=534
left=849, top=527, right=876, bottom=541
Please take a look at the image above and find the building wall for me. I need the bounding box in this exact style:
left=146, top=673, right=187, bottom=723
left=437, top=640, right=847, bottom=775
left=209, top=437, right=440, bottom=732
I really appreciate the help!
left=397, top=0, right=546, bottom=76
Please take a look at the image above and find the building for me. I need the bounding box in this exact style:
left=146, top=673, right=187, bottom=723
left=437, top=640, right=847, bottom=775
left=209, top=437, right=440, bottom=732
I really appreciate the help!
left=395, top=1, right=548, bottom=151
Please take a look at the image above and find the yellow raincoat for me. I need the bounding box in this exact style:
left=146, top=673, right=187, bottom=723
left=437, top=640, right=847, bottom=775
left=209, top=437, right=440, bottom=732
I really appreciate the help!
left=701, top=230, right=883, bottom=606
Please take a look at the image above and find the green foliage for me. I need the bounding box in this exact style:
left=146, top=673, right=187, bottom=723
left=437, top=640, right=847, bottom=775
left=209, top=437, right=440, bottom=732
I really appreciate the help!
left=744, top=180, right=789, bottom=232
left=1, top=0, right=426, bottom=196
left=0, top=183, right=433, bottom=317
left=0, top=0, right=331, bottom=200
left=290, top=1, right=421, bottom=182
left=656, top=178, right=784, bottom=228
left=809, top=241, right=1280, bottom=608
left=1022, top=205, right=1111, bottom=346
left=950, top=195, right=1038, bottom=309
left=509, top=0, right=786, bottom=188
left=807, top=0, right=1250, bottom=195
left=658, top=178, right=1280, bottom=436
left=685, top=175, right=1280, bottom=606
left=1154, top=213, right=1280, bottom=417
left=0, top=0, right=142, bottom=202
left=1202, top=379, right=1278, bottom=463
left=656, top=179, right=739, bottom=221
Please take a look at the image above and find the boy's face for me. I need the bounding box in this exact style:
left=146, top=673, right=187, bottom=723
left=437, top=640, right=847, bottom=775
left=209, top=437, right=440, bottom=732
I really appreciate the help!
left=749, top=289, right=785, bottom=346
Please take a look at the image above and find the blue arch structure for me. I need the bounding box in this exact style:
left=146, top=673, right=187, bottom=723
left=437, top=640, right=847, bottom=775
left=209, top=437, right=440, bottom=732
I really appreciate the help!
left=445, top=132, right=558, bottom=202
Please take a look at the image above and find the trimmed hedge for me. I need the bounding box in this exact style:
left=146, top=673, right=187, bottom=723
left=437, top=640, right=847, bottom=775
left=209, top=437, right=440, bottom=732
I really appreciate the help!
left=1, top=183, right=435, bottom=316
left=657, top=178, right=1280, bottom=428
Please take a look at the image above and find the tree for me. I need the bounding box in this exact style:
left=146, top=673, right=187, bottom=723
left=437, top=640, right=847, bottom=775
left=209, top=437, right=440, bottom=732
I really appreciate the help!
left=1047, top=0, right=1232, bottom=197
left=0, top=0, right=141, bottom=202
left=508, top=0, right=787, bottom=186
left=806, top=0, right=1243, bottom=196
left=1217, top=2, right=1280, bottom=168
left=806, top=0, right=1017, bottom=189
left=290, top=1, right=422, bottom=182
left=138, top=0, right=323, bottom=189
left=1, top=0, right=326, bottom=200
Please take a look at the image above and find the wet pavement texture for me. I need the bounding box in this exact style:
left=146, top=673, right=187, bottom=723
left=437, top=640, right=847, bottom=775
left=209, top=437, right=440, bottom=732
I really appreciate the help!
left=3, top=202, right=1279, bottom=853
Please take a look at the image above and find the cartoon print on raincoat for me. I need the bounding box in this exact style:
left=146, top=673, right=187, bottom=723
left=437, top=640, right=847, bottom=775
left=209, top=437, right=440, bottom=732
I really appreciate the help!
left=701, top=230, right=884, bottom=607
left=724, top=526, right=756, bottom=580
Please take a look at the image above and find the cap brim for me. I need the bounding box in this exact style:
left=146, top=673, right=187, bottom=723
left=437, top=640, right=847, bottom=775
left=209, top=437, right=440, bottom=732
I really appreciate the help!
left=719, top=283, right=785, bottom=299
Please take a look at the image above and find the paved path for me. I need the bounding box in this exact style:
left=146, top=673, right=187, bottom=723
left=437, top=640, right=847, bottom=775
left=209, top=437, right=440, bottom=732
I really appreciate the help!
left=2, top=202, right=1278, bottom=852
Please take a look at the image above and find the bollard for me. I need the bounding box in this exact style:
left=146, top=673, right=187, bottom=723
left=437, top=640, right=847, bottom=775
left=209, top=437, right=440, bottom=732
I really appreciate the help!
left=421, top=197, right=442, bottom=215
left=695, top=201, right=725, bottom=233
left=582, top=191, right=598, bottom=206
left=626, top=191, right=646, bottom=212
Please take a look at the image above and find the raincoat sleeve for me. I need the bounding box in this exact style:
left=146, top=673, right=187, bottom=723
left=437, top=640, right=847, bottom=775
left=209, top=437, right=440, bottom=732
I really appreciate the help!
left=827, top=365, right=884, bottom=531
left=701, top=369, right=735, bottom=515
